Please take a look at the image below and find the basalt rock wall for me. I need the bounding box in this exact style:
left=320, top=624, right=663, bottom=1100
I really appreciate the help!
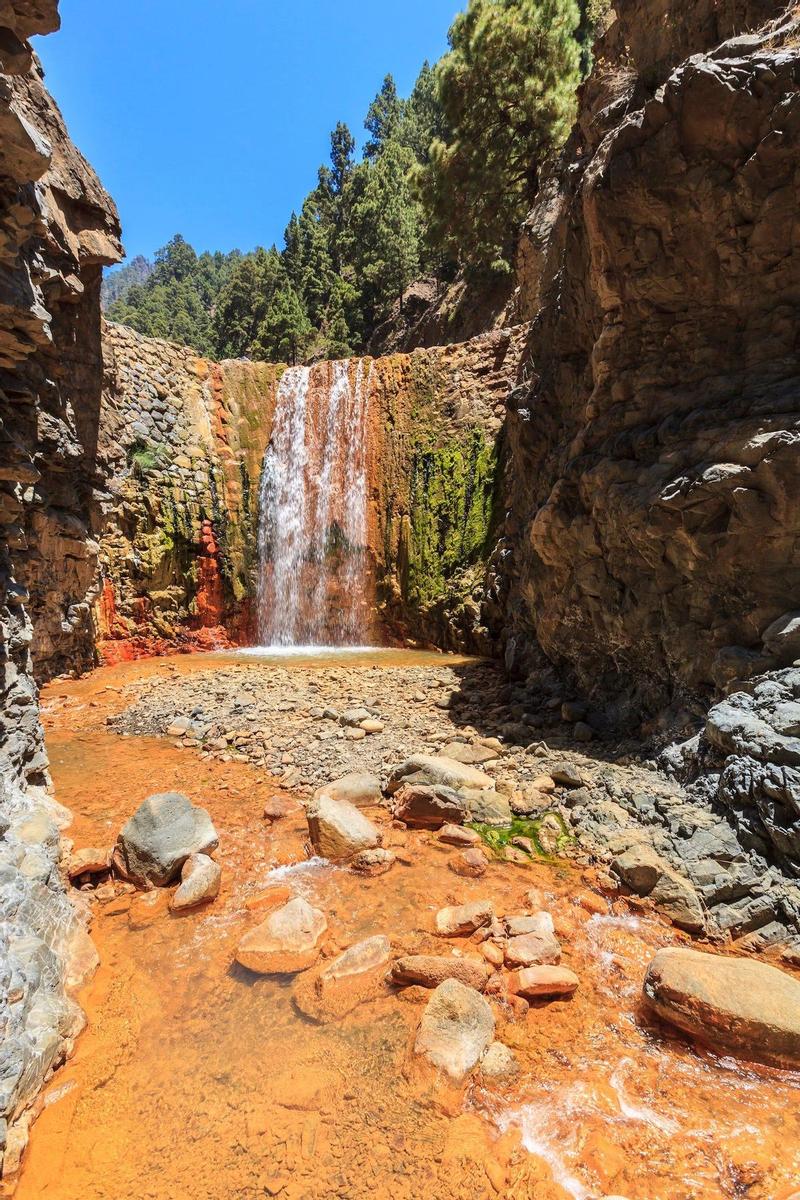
left=0, top=0, right=121, bottom=1181
left=505, top=0, right=800, bottom=720
left=95, top=323, right=525, bottom=656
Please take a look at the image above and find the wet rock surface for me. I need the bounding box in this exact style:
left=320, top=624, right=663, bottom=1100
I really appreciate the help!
left=113, top=793, right=219, bottom=888
left=643, top=947, right=800, bottom=1068
left=413, top=978, right=496, bottom=1082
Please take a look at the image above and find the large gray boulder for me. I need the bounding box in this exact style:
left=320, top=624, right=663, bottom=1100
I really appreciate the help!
left=113, top=793, right=218, bottom=888
left=414, top=978, right=495, bottom=1082
left=387, top=755, right=512, bottom=826
left=643, top=947, right=800, bottom=1068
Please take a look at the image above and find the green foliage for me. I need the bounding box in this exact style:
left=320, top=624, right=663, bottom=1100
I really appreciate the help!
left=417, top=0, right=582, bottom=272
left=406, top=427, right=498, bottom=608
left=127, top=439, right=168, bottom=479
left=108, top=5, right=586, bottom=355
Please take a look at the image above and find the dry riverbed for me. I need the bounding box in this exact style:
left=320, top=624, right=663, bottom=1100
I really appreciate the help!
left=15, top=651, right=800, bottom=1200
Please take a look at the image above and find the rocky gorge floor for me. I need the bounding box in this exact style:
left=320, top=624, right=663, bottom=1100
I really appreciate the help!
left=13, top=650, right=800, bottom=1200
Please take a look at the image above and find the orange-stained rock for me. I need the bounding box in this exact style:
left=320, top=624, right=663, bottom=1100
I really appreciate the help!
left=508, top=965, right=580, bottom=999
left=235, top=897, right=327, bottom=975
left=643, top=948, right=800, bottom=1068
left=391, top=955, right=490, bottom=992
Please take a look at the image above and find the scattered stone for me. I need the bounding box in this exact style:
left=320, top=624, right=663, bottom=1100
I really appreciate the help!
left=306, top=794, right=380, bottom=862
left=245, top=886, right=293, bottom=913
left=391, top=955, right=490, bottom=992
left=391, top=783, right=467, bottom=829
left=344, top=727, right=366, bottom=741
left=480, top=941, right=505, bottom=966
left=480, top=1041, right=519, bottom=1082
left=235, top=897, right=327, bottom=975
left=438, top=824, right=481, bottom=847
left=643, top=947, right=800, bottom=1068
left=113, top=793, right=218, bottom=888
left=67, top=847, right=111, bottom=880
left=449, top=847, right=489, bottom=878
left=504, top=930, right=561, bottom=967
left=171, top=853, right=221, bottom=911
left=509, top=965, right=579, bottom=998
left=319, top=772, right=381, bottom=808
left=351, top=848, right=395, bottom=875
left=549, top=763, right=586, bottom=788
left=323, top=935, right=391, bottom=981
left=360, top=719, right=384, bottom=734
left=436, top=899, right=494, bottom=936
left=414, top=978, right=495, bottom=1082
left=262, top=796, right=295, bottom=823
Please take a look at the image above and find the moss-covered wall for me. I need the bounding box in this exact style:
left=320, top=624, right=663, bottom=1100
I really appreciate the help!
left=97, top=321, right=525, bottom=656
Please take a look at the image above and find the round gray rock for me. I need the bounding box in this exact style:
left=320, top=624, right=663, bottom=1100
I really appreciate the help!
left=114, top=793, right=218, bottom=888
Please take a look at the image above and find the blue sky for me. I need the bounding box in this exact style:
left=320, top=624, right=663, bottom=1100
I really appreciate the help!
left=37, top=0, right=458, bottom=263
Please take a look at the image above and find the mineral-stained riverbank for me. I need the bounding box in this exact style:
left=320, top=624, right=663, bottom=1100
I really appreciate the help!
left=12, top=652, right=800, bottom=1200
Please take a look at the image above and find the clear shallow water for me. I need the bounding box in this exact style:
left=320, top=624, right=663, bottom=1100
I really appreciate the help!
left=22, top=655, right=800, bottom=1200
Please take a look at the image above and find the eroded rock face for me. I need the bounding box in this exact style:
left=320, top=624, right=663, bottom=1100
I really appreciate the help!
left=643, top=947, right=800, bottom=1067
left=505, top=0, right=800, bottom=718
left=0, top=0, right=121, bottom=1176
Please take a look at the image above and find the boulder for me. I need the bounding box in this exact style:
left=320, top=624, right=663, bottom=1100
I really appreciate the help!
left=387, top=755, right=495, bottom=796
left=262, top=796, right=296, bottom=823
left=114, top=793, right=218, bottom=888
left=391, top=783, right=467, bottom=828
left=171, top=853, right=221, bottom=911
left=762, top=611, right=800, bottom=664
left=504, top=930, right=562, bottom=967
left=306, top=794, right=380, bottom=862
left=549, top=763, right=585, bottom=788
left=320, top=772, right=382, bottom=807
left=509, top=965, right=579, bottom=998
left=292, top=936, right=391, bottom=1023
left=235, top=897, right=327, bottom=975
left=435, top=899, right=494, bottom=936
left=643, top=947, right=800, bottom=1068
left=391, top=955, right=490, bottom=992
left=611, top=843, right=664, bottom=894
left=441, top=742, right=499, bottom=766
left=414, top=978, right=495, bottom=1082
left=505, top=911, right=554, bottom=938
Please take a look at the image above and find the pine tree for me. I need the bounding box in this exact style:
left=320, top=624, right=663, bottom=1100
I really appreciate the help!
left=253, top=283, right=312, bottom=365
left=349, top=140, right=422, bottom=321
left=364, top=75, right=404, bottom=160
left=417, top=0, right=582, bottom=272
left=212, top=247, right=283, bottom=359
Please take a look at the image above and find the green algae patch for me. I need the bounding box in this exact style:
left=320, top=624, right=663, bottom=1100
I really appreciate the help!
left=405, top=426, right=499, bottom=610
left=469, top=813, right=574, bottom=860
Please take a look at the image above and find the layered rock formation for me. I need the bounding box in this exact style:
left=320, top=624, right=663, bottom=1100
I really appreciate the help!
left=505, top=0, right=800, bottom=719
left=94, top=323, right=524, bottom=656
left=0, top=0, right=121, bottom=1178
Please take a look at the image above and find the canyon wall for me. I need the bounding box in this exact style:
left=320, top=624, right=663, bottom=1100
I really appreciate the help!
left=94, top=322, right=525, bottom=657
left=504, top=0, right=800, bottom=721
left=0, top=0, right=121, bottom=1180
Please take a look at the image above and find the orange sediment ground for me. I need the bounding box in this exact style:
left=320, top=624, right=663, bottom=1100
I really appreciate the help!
left=17, top=656, right=800, bottom=1200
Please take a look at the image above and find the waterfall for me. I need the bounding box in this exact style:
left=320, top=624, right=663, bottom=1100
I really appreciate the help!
left=256, top=359, right=373, bottom=647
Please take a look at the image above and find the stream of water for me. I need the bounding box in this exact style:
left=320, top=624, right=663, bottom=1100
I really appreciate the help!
left=257, top=359, right=373, bottom=648
left=16, top=654, right=800, bottom=1200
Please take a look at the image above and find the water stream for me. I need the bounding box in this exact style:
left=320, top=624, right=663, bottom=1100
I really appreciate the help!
left=257, top=359, right=373, bottom=648
left=17, top=654, right=800, bottom=1200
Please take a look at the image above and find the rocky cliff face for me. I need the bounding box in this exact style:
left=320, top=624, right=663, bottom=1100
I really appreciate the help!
left=506, top=0, right=800, bottom=722
left=95, top=323, right=525, bottom=658
left=0, top=0, right=121, bottom=1179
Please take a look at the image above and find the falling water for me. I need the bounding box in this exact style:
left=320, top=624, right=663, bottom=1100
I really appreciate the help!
left=256, top=359, right=373, bottom=647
